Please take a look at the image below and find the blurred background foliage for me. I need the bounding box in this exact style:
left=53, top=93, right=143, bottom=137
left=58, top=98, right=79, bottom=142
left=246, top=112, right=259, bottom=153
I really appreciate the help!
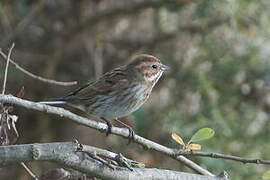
left=0, top=0, right=270, bottom=179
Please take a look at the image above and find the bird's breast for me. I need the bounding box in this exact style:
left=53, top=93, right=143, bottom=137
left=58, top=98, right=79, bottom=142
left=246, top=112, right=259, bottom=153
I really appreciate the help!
left=89, top=82, right=152, bottom=119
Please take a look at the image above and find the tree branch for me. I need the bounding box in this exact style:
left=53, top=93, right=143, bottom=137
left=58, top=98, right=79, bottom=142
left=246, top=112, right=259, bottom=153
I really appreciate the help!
left=0, top=94, right=214, bottom=176
left=2, top=43, right=14, bottom=94
left=20, top=162, right=39, bottom=180
left=0, top=49, right=77, bottom=86
left=176, top=150, right=270, bottom=165
left=77, top=143, right=143, bottom=170
left=0, top=141, right=224, bottom=180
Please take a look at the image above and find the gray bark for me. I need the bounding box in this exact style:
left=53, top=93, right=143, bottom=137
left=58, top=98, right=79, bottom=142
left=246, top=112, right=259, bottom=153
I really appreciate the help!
left=0, top=94, right=213, bottom=176
left=0, top=142, right=226, bottom=180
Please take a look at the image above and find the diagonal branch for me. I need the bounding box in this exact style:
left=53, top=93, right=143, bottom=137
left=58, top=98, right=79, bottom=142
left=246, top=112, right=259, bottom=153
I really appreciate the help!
left=77, top=143, right=143, bottom=170
left=0, top=94, right=214, bottom=176
left=0, top=141, right=224, bottom=180
left=176, top=150, right=270, bottom=165
left=0, top=49, right=77, bottom=86
left=20, top=162, right=39, bottom=180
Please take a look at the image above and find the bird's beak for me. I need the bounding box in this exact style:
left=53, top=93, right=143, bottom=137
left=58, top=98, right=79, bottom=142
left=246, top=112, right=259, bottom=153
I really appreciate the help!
left=161, top=64, right=170, bottom=71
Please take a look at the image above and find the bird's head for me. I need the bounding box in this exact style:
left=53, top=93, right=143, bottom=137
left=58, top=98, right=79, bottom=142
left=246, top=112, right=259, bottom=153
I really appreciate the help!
left=127, top=54, right=169, bottom=86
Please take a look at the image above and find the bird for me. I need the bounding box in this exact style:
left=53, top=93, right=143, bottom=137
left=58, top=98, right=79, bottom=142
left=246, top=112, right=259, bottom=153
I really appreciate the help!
left=39, top=54, right=169, bottom=140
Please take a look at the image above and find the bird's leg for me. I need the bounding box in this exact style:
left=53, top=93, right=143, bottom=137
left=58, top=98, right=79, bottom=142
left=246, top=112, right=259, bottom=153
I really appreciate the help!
left=101, top=117, right=112, bottom=136
left=114, top=118, right=135, bottom=144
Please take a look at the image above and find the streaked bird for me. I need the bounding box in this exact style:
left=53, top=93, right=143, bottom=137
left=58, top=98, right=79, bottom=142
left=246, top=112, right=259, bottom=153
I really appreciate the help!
left=39, top=54, right=169, bottom=140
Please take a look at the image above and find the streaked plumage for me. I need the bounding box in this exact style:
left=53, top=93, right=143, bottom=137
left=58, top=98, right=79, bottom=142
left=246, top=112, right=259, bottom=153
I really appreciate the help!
left=40, top=54, right=169, bottom=137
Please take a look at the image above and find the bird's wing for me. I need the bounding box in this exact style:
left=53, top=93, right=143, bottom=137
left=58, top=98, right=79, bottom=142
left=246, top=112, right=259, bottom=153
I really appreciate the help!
left=62, top=66, right=127, bottom=105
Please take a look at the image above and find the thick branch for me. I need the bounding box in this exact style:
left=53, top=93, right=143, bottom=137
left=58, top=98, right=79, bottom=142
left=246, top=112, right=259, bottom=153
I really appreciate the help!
left=0, top=94, right=213, bottom=176
left=176, top=150, right=270, bottom=165
left=0, top=141, right=223, bottom=180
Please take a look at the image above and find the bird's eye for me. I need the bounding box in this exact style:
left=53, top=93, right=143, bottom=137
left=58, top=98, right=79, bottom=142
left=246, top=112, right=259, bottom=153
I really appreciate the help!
left=152, top=64, right=157, bottom=69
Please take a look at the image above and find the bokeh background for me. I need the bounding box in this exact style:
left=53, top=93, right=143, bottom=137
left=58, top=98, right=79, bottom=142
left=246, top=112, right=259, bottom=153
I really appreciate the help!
left=1, top=0, right=270, bottom=179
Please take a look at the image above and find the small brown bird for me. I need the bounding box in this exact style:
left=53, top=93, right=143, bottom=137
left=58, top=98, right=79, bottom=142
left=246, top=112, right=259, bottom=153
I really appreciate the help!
left=40, top=54, right=169, bottom=139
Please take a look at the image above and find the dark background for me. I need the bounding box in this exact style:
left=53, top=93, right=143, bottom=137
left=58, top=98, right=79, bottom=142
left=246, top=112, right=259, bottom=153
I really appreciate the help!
left=0, top=0, right=270, bottom=179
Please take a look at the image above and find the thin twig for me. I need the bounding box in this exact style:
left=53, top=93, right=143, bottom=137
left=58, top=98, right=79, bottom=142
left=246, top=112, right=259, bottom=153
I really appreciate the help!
left=85, top=152, right=116, bottom=170
left=0, top=94, right=214, bottom=176
left=176, top=150, right=270, bottom=165
left=1, top=45, right=39, bottom=180
left=77, top=143, right=138, bottom=170
left=2, top=43, right=15, bottom=94
left=20, top=162, right=39, bottom=180
left=0, top=50, right=77, bottom=86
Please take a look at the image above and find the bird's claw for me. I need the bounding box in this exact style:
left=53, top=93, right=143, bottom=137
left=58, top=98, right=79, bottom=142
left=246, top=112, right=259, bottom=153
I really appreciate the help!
left=127, top=127, right=135, bottom=145
left=106, top=121, right=112, bottom=136
left=101, top=118, right=112, bottom=136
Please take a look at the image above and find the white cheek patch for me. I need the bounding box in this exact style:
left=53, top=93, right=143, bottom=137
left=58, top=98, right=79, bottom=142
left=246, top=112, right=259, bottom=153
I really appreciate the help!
left=156, top=71, right=163, bottom=82
left=147, top=71, right=163, bottom=82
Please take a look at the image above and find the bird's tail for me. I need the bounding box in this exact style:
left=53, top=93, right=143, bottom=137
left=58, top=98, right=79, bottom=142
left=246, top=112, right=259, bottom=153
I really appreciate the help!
left=38, top=100, right=67, bottom=105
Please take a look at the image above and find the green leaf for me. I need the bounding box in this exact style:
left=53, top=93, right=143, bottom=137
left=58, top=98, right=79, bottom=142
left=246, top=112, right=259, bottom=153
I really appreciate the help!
left=263, top=170, right=270, bottom=180
left=190, top=128, right=215, bottom=143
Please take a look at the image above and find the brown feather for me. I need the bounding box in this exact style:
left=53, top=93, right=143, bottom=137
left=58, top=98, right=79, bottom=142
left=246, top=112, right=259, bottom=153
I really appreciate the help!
left=64, top=66, right=127, bottom=105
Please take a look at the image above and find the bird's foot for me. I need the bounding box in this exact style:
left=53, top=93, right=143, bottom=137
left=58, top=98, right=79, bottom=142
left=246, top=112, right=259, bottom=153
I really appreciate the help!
left=114, top=118, right=135, bottom=144
left=101, top=118, right=112, bottom=136
left=106, top=121, right=112, bottom=136
left=126, top=126, right=135, bottom=144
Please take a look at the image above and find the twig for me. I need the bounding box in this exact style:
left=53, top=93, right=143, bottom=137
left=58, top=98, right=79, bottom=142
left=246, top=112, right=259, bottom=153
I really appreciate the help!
left=77, top=143, right=139, bottom=170
left=0, top=94, right=214, bottom=176
left=77, top=142, right=119, bottom=161
left=0, top=142, right=224, bottom=180
left=0, top=50, right=77, bottom=86
left=2, top=43, right=15, bottom=94
left=115, top=153, right=134, bottom=171
left=1, top=44, right=39, bottom=179
left=175, top=150, right=270, bottom=165
left=84, top=152, right=116, bottom=170
left=20, top=162, right=39, bottom=180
